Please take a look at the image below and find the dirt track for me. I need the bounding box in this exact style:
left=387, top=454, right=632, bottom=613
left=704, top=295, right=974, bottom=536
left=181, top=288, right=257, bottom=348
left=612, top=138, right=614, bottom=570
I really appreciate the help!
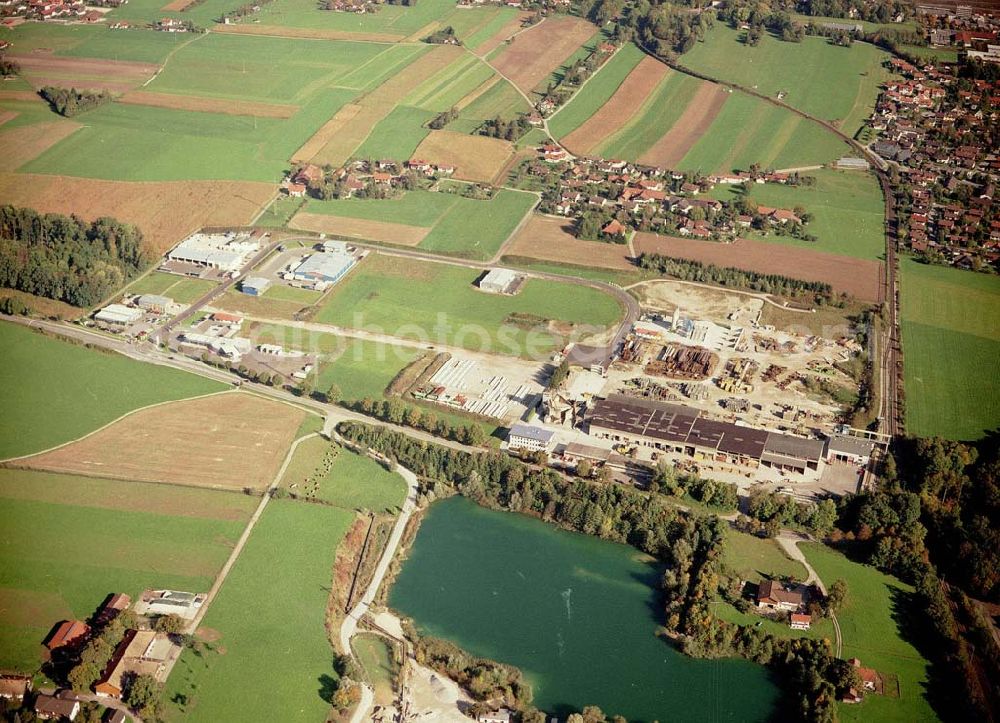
left=22, top=394, right=305, bottom=490
left=562, top=56, right=669, bottom=154
left=290, top=212, right=429, bottom=246
left=638, top=81, right=728, bottom=167
left=634, top=232, right=882, bottom=301
left=489, top=15, right=595, bottom=94
left=505, top=214, right=634, bottom=270
left=120, top=90, right=299, bottom=118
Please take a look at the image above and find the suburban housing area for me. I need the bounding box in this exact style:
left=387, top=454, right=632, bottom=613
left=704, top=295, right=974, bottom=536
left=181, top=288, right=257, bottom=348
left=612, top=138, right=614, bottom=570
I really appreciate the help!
left=0, top=0, right=998, bottom=722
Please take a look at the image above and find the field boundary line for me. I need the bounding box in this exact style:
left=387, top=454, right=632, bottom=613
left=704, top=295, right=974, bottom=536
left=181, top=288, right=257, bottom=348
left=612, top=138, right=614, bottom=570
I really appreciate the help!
left=546, top=39, right=624, bottom=126
left=141, top=30, right=208, bottom=89
left=0, top=388, right=236, bottom=465
left=183, top=431, right=320, bottom=635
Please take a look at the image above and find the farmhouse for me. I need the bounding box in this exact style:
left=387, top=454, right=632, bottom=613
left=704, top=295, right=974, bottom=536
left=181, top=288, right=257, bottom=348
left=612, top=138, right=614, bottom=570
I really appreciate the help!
left=849, top=658, right=884, bottom=693
left=241, top=276, right=271, bottom=296
left=0, top=675, right=31, bottom=701
left=756, top=580, right=806, bottom=612
left=94, top=630, right=173, bottom=699
left=94, top=303, right=142, bottom=328
left=45, top=620, right=89, bottom=650
left=478, top=268, right=524, bottom=295
left=289, top=250, right=356, bottom=287
left=134, top=589, right=205, bottom=620
left=34, top=693, right=79, bottom=721
left=94, top=593, right=131, bottom=627
left=790, top=613, right=812, bottom=630
left=507, top=423, right=555, bottom=452
left=166, top=232, right=260, bottom=274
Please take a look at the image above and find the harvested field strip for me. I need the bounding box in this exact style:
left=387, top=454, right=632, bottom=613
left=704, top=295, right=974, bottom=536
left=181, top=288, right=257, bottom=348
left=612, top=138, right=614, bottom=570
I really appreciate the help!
left=637, top=81, right=729, bottom=167
left=549, top=43, right=646, bottom=141
left=596, top=70, right=702, bottom=161
left=408, top=56, right=496, bottom=112
left=489, top=15, right=597, bottom=94
left=468, top=10, right=525, bottom=53
left=0, top=91, right=43, bottom=102
left=212, top=22, right=404, bottom=42
left=561, top=54, right=668, bottom=156
left=292, top=102, right=366, bottom=164
left=10, top=53, right=160, bottom=88
left=373, top=44, right=465, bottom=100
left=455, top=75, right=501, bottom=110
left=507, top=214, right=634, bottom=271
left=0, top=110, right=17, bottom=128
left=120, top=90, right=299, bottom=118
left=454, top=77, right=529, bottom=122
left=337, top=43, right=428, bottom=92
left=0, top=121, right=80, bottom=172
left=0, top=173, right=274, bottom=254
left=355, top=105, right=436, bottom=160
left=633, top=232, right=882, bottom=301
left=411, top=130, right=514, bottom=184
left=162, top=0, right=194, bottom=9
left=290, top=212, right=429, bottom=246
left=23, top=393, right=306, bottom=490
left=404, top=53, right=478, bottom=106
left=310, top=101, right=394, bottom=166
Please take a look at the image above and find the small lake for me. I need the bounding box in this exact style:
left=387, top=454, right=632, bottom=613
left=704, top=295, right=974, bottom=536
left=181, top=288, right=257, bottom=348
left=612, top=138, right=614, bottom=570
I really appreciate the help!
left=389, top=496, right=782, bottom=722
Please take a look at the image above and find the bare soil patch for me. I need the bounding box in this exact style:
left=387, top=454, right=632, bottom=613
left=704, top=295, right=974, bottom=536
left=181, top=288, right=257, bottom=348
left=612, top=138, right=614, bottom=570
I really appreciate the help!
left=0, top=121, right=81, bottom=171
left=490, top=15, right=596, bottom=94
left=120, top=90, right=298, bottom=118
left=638, top=81, right=728, bottom=167
left=0, top=173, right=274, bottom=254
left=633, top=232, right=882, bottom=301
left=506, top=214, right=633, bottom=270
left=474, top=11, right=532, bottom=56
left=0, top=109, right=17, bottom=127
left=411, top=129, right=514, bottom=183
left=212, top=23, right=402, bottom=42
left=0, top=90, right=45, bottom=102
left=289, top=211, right=428, bottom=246
left=9, top=54, right=159, bottom=92
left=161, top=0, right=194, bottom=9
left=562, top=56, right=669, bottom=155
left=23, top=393, right=306, bottom=490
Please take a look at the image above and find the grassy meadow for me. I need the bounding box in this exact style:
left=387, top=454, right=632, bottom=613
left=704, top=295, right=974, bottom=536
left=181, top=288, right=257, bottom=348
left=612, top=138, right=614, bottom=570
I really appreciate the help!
left=164, top=499, right=354, bottom=722
left=803, top=543, right=936, bottom=723
left=681, top=24, right=891, bottom=135
left=0, top=469, right=254, bottom=673
left=0, top=322, right=225, bottom=459
left=900, top=258, right=1000, bottom=440
left=314, top=254, right=622, bottom=356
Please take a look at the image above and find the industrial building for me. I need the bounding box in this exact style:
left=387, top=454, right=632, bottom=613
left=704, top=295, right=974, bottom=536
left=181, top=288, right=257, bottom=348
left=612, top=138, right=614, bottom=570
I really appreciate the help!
left=241, top=276, right=271, bottom=296
left=166, top=233, right=259, bottom=273
left=478, top=268, right=524, bottom=295
left=94, top=304, right=143, bottom=327
left=135, top=294, right=171, bottom=313
left=825, top=434, right=876, bottom=465
left=94, top=630, right=172, bottom=699
left=134, top=589, right=205, bottom=620
left=507, top=424, right=555, bottom=452
left=290, top=249, right=356, bottom=287
left=586, top=395, right=825, bottom=477
left=180, top=332, right=252, bottom=362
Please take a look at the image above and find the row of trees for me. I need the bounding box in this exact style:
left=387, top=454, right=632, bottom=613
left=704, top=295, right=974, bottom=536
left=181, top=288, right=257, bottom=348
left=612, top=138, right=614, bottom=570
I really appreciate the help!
left=0, top=205, right=151, bottom=307
left=345, top=396, right=490, bottom=447
left=39, top=86, right=112, bottom=117
left=637, top=253, right=837, bottom=304
left=480, top=114, right=535, bottom=142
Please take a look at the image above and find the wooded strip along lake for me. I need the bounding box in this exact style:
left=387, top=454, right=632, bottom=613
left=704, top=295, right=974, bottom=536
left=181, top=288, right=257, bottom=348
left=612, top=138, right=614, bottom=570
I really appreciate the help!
left=390, top=496, right=782, bottom=721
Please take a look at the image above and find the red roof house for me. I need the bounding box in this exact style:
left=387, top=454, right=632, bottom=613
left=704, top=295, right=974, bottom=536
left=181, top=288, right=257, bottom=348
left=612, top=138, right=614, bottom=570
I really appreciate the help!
left=45, top=620, right=90, bottom=650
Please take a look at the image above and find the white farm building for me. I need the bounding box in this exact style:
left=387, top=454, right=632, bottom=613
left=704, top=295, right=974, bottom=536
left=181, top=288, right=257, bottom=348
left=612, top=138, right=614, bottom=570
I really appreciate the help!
left=167, top=233, right=260, bottom=273
left=478, top=268, right=523, bottom=295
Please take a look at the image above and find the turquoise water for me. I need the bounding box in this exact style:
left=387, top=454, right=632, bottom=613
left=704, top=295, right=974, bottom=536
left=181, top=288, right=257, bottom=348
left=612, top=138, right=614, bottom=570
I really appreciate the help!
left=389, top=496, right=782, bottom=721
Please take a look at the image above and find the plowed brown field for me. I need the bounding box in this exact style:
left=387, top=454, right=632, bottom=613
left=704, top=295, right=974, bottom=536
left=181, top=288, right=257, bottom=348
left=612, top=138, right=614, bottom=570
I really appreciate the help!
left=411, top=130, right=514, bottom=183
left=290, top=212, right=429, bottom=246
left=23, top=393, right=305, bottom=490
left=474, top=12, right=531, bottom=56
left=562, top=56, right=669, bottom=155
left=0, top=121, right=81, bottom=171
left=506, top=214, right=634, bottom=270
left=633, top=233, right=882, bottom=301
left=489, top=15, right=595, bottom=93
left=10, top=54, right=159, bottom=91
left=638, top=81, right=728, bottom=167
left=120, top=90, right=299, bottom=118
left=0, top=173, right=274, bottom=253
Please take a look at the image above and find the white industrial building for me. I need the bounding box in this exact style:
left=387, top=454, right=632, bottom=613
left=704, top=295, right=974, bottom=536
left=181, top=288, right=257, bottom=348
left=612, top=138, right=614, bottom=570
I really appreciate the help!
left=507, top=423, right=555, bottom=452
left=166, top=233, right=259, bottom=273
left=94, top=304, right=143, bottom=327
left=134, top=590, right=206, bottom=621
left=135, top=294, right=172, bottom=313
left=180, top=332, right=252, bottom=361
left=289, top=250, right=356, bottom=287
left=478, top=268, right=523, bottom=295
left=825, top=435, right=876, bottom=466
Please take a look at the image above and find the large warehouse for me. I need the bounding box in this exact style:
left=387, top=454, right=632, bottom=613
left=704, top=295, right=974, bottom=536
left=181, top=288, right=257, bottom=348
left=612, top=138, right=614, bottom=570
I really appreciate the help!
left=290, top=249, right=356, bottom=286
left=166, top=233, right=260, bottom=273
left=587, top=394, right=826, bottom=477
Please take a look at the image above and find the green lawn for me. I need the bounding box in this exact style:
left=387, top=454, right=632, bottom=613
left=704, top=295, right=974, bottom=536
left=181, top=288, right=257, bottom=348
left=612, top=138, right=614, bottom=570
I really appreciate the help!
left=164, top=500, right=354, bottom=722
left=548, top=42, right=645, bottom=140
left=900, top=258, right=1000, bottom=440
left=126, top=272, right=218, bottom=303
left=681, top=24, right=891, bottom=135
left=316, top=338, right=423, bottom=400
left=595, top=69, right=703, bottom=159
left=256, top=195, right=305, bottom=228
left=280, top=438, right=407, bottom=512
left=306, top=190, right=460, bottom=227
left=708, top=168, right=884, bottom=260
left=252, top=0, right=461, bottom=37
left=314, top=254, right=623, bottom=356
left=678, top=90, right=850, bottom=173
left=0, top=469, right=253, bottom=674
left=713, top=599, right=835, bottom=643
left=0, top=322, right=225, bottom=459
left=802, top=543, right=936, bottom=723
left=721, top=528, right=808, bottom=582
left=353, top=634, right=396, bottom=704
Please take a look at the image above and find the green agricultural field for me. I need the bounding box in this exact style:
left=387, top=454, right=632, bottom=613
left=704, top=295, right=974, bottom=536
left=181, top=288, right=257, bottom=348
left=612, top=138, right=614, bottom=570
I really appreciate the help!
left=165, top=500, right=354, bottom=722
left=548, top=43, right=645, bottom=140
left=0, top=23, right=190, bottom=63
left=464, top=7, right=518, bottom=49
left=709, top=168, right=884, bottom=260
left=0, top=322, right=224, bottom=459
left=315, top=338, right=423, bottom=400
left=404, top=54, right=495, bottom=113
left=451, top=79, right=531, bottom=129
left=306, top=190, right=459, bottom=227
left=252, top=0, right=462, bottom=37
left=354, top=105, right=436, bottom=162
left=595, top=70, right=702, bottom=159
left=900, top=258, right=1000, bottom=440
left=802, top=543, right=936, bottom=723
left=339, top=43, right=429, bottom=92
left=314, top=254, right=622, bottom=356
left=126, top=272, right=218, bottom=303
left=681, top=25, right=890, bottom=135
left=106, top=0, right=249, bottom=27
left=678, top=90, right=850, bottom=173
left=0, top=469, right=253, bottom=673
left=257, top=195, right=306, bottom=228
left=280, top=438, right=407, bottom=512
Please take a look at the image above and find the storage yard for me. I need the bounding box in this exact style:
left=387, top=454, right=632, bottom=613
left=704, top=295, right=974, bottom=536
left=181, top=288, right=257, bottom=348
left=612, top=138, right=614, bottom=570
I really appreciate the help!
left=412, top=355, right=544, bottom=421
